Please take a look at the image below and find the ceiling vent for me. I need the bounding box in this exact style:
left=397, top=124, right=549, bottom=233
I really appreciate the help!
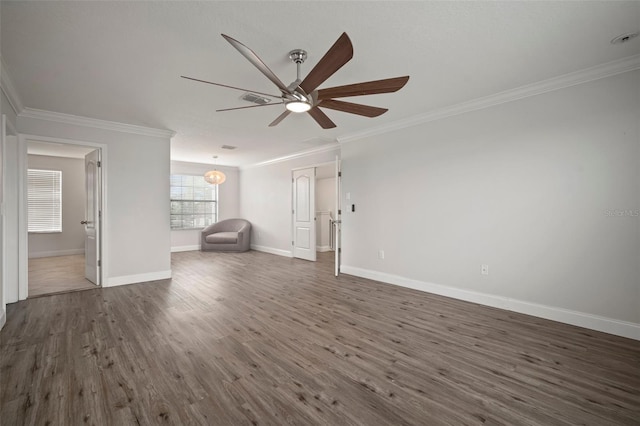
left=241, top=93, right=272, bottom=105
left=221, top=145, right=237, bottom=150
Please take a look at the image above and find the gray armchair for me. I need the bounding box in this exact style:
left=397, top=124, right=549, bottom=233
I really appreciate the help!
left=201, top=218, right=251, bottom=252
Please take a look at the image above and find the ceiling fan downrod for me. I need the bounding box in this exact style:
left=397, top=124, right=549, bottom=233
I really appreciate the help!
left=288, top=49, right=307, bottom=82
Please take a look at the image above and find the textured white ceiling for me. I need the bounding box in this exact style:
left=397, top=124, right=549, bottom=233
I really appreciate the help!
left=2, top=1, right=639, bottom=166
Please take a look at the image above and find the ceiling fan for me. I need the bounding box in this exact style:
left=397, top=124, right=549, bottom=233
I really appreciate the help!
left=181, top=33, right=409, bottom=129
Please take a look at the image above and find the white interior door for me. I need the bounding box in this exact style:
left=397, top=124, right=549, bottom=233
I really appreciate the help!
left=84, top=149, right=101, bottom=285
left=334, top=158, right=342, bottom=276
left=292, top=167, right=316, bottom=261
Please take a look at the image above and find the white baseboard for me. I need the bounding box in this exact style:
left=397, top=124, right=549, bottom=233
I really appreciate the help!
left=105, top=270, right=172, bottom=288
left=316, top=245, right=332, bottom=252
left=340, top=265, right=640, bottom=341
left=0, top=309, right=6, bottom=330
left=250, top=244, right=293, bottom=258
left=29, top=248, right=85, bottom=259
left=171, top=245, right=200, bottom=253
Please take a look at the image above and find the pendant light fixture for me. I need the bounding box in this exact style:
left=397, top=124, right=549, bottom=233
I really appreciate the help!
left=204, top=156, right=226, bottom=185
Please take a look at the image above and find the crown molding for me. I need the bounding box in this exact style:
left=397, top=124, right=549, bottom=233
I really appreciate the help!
left=0, top=56, right=25, bottom=115
left=19, top=107, right=176, bottom=139
left=241, top=142, right=340, bottom=170
left=170, top=159, right=239, bottom=170
left=338, top=54, right=640, bottom=144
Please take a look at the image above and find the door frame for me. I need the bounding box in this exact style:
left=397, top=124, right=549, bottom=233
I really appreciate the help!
left=17, top=134, right=108, bottom=300
left=291, top=160, right=340, bottom=268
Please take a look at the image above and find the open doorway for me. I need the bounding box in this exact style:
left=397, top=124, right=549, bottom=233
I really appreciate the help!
left=26, top=140, right=101, bottom=297
left=291, top=159, right=341, bottom=274
left=315, top=163, right=336, bottom=253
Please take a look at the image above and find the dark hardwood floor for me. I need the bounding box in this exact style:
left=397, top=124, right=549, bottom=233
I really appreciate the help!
left=1, top=250, right=639, bottom=425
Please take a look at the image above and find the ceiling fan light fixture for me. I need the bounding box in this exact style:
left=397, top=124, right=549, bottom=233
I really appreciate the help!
left=286, top=101, right=312, bottom=113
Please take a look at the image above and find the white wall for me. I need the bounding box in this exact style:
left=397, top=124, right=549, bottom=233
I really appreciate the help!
left=340, top=70, right=640, bottom=339
left=316, top=177, right=336, bottom=216
left=170, top=160, right=239, bottom=251
left=27, top=154, right=85, bottom=258
left=17, top=115, right=172, bottom=286
left=240, top=148, right=340, bottom=256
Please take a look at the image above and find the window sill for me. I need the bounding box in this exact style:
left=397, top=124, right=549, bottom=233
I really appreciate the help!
left=28, top=231, right=63, bottom=234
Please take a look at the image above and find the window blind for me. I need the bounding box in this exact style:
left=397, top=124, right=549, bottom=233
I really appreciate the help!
left=28, top=169, right=62, bottom=233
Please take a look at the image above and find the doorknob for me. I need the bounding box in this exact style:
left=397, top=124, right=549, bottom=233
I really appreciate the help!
left=81, top=220, right=89, bottom=225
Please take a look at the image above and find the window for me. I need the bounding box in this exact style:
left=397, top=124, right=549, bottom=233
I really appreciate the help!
left=170, top=174, right=217, bottom=229
left=28, top=169, right=62, bottom=233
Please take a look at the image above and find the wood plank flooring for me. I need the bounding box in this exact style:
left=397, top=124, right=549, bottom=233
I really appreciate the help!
left=2, top=250, right=639, bottom=425
left=28, top=255, right=97, bottom=298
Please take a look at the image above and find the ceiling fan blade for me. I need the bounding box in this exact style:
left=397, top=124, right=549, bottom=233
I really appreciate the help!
left=317, top=76, right=410, bottom=100
left=318, top=99, right=388, bottom=117
left=268, top=110, right=291, bottom=127
left=221, top=34, right=291, bottom=94
left=181, top=76, right=284, bottom=100
left=217, top=102, right=284, bottom=112
left=299, top=33, right=353, bottom=94
left=308, top=107, right=337, bottom=129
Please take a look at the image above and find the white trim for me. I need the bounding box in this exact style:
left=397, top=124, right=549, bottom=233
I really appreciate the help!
left=340, top=265, right=640, bottom=341
left=22, top=134, right=106, bottom=148
left=241, top=144, right=340, bottom=170
left=1, top=115, right=6, bottom=316
left=171, top=159, right=239, bottom=171
left=28, top=249, right=85, bottom=259
left=105, top=270, right=172, bottom=288
left=19, top=108, right=176, bottom=139
left=291, top=160, right=336, bottom=173
left=0, top=57, right=24, bottom=115
left=171, top=245, right=200, bottom=253
left=316, top=245, right=332, bottom=252
left=18, top=135, right=108, bottom=299
left=250, top=244, right=293, bottom=258
left=338, top=54, right=640, bottom=144
left=17, top=135, right=28, bottom=300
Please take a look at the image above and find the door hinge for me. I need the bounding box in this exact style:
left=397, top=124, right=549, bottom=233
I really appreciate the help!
left=98, top=260, right=101, bottom=267
left=338, top=209, right=341, bottom=215
left=292, top=209, right=295, bottom=214
left=338, top=171, right=342, bottom=177
left=292, top=241, right=294, bottom=246
left=338, top=248, right=342, bottom=253
left=97, top=161, right=101, bottom=167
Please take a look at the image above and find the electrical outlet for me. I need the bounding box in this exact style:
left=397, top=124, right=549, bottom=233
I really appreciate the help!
left=378, top=250, right=385, bottom=260
left=481, top=264, right=489, bottom=275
